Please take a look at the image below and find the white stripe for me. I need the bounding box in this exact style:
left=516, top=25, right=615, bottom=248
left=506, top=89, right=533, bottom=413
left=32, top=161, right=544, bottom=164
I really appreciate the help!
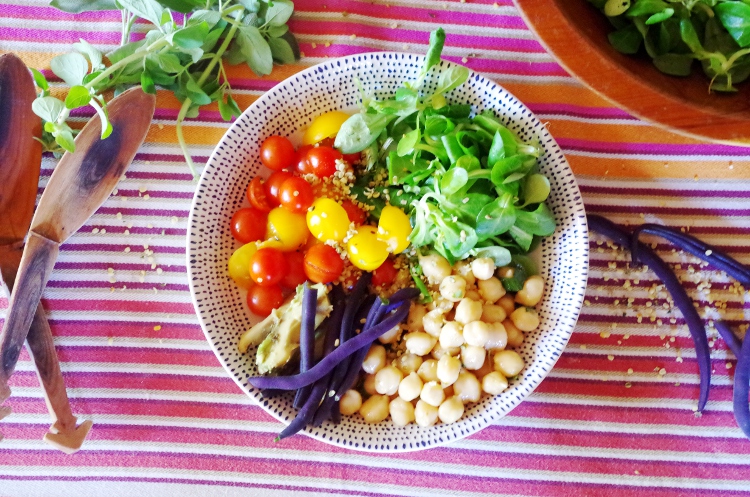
left=14, top=361, right=224, bottom=377
left=566, top=149, right=750, bottom=162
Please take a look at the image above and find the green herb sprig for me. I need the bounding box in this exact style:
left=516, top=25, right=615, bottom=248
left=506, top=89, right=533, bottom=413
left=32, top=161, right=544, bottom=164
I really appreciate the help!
left=592, top=0, right=750, bottom=92
left=34, top=0, right=299, bottom=177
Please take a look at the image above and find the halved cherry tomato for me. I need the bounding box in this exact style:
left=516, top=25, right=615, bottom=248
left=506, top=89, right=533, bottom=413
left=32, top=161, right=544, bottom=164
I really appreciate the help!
left=247, top=176, right=272, bottom=212
left=230, top=207, right=267, bottom=243
left=265, top=170, right=293, bottom=205
left=304, top=244, right=344, bottom=284
left=260, top=136, right=296, bottom=171
left=304, top=146, right=342, bottom=178
left=282, top=251, right=308, bottom=289
left=341, top=199, right=367, bottom=225
left=279, top=177, right=314, bottom=213
left=294, top=144, right=314, bottom=174
left=371, top=258, right=398, bottom=287
left=249, top=247, right=288, bottom=287
left=247, top=284, right=284, bottom=317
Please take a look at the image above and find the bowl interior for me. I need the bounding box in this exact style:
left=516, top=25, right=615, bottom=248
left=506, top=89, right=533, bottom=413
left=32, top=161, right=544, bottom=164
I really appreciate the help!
left=187, top=52, right=589, bottom=452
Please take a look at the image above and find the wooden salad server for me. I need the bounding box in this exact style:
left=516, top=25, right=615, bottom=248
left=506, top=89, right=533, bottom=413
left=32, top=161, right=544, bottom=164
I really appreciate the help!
left=0, top=85, right=155, bottom=449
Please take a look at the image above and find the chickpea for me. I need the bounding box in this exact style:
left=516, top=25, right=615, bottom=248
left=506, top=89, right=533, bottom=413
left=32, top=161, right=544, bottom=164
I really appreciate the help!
left=438, top=396, right=465, bottom=424
left=454, top=260, right=476, bottom=287
left=465, top=289, right=481, bottom=301
left=359, top=394, right=390, bottom=424
left=362, top=344, right=387, bottom=374
left=414, top=400, right=439, bottom=427
left=389, top=397, right=415, bottom=427
left=515, top=275, right=545, bottom=307
left=437, top=354, right=461, bottom=386
left=493, top=350, right=524, bottom=377
left=461, top=344, right=486, bottom=370
left=463, top=321, right=491, bottom=347
left=423, top=308, right=445, bottom=337
left=510, top=307, right=540, bottom=332
left=440, top=275, right=467, bottom=302
left=363, top=373, right=378, bottom=395
left=417, top=359, right=439, bottom=383
left=429, top=296, right=454, bottom=312
left=439, top=321, right=464, bottom=349
left=497, top=294, right=516, bottom=316
left=420, top=254, right=452, bottom=284
left=395, top=353, right=423, bottom=375
left=430, top=342, right=459, bottom=360
left=377, top=324, right=401, bottom=344
left=504, top=319, right=525, bottom=347
left=471, top=257, right=496, bottom=281
left=398, top=372, right=423, bottom=401
left=485, top=322, right=508, bottom=350
left=375, top=365, right=403, bottom=396
left=407, top=303, right=427, bottom=331
left=405, top=332, right=438, bottom=356
left=497, top=266, right=514, bottom=279
left=339, top=389, right=363, bottom=416
left=454, top=298, right=483, bottom=325
left=453, top=370, right=481, bottom=403
left=481, top=304, right=507, bottom=323
left=420, top=381, right=445, bottom=407
left=482, top=371, right=509, bottom=395
left=478, top=277, right=505, bottom=303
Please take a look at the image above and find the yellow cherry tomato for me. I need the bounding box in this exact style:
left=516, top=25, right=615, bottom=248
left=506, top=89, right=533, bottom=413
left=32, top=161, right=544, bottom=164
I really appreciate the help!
left=306, top=198, right=351, bottom=243
left=228, top=242, right=258, bottom=288
left=346, top=225, right=389, bottom=271
left=303, top=110, right=350, bottom=145
left=377, top=205, right=412, bottom=254
left=266, top=207, right=309, bottom=251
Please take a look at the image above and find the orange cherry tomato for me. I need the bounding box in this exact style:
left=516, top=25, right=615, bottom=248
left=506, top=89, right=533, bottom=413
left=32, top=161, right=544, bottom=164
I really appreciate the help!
left=249, top=247, right=288, bottom=287
left=260, top=136, right=296, bottom=171
left=303, top=244, right=344, bottom=284
left=282, top=251, right=308, bottom=289
left=230, top=207, right=267, bottom=243
left=247, top=176, right=272, bottom=212
left=341, top=199, right=367, bottom=225
left=279, top=177, right=314, bottom=213
left=371, top=258, right=398, bottom=287
left=247, top=284, right=284, bottom=316
left=265, top=170, right=293, bottom=206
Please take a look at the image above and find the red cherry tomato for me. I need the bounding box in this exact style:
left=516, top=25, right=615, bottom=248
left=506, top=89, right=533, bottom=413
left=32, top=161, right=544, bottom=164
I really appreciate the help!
left=247, top=284, right=284, bottom=317
left=279, top=177, right=314, bottom=213
left=294, top=145, right=314, bottom=174
left=371, top=258, right=398, bottom=287
left=249, top=247, right=288, bottom=287
left=304, top=244, right=344, bottom=284
left=342, top=152, right=361, bottom=164
left=230, top=207, right=267, bottom=243
left=304, top=146, right=342, bottom=178
left=247, top=176, right=272, bottom=212
left=265, top=170, right=293, bottom=205
left=260, top=136, right=296, bottom=171
left=340, top=199, right=367, bottom=225
left=282, top=251, right=308, bottom=289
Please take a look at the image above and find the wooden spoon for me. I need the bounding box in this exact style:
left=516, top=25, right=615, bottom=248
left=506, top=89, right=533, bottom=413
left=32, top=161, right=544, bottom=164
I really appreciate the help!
left=0, top=86, right=155, bottom=447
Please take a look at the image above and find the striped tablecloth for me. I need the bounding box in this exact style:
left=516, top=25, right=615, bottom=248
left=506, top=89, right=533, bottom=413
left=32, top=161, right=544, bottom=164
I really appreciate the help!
left=1, top=1, right=750, bottom=495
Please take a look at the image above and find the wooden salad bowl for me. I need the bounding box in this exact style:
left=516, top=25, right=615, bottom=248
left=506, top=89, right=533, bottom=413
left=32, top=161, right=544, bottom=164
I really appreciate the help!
left=513, top=0, right=750, bottom=146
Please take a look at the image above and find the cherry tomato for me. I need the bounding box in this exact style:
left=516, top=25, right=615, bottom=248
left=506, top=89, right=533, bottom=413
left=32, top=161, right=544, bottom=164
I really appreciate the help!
left=294, top=145, right=314, bottom=174
left=259, top=135, right=296, bottom=171
left=228, top=242, right=259, bottom=289
left=346, top=225, right=389, bottom=271
left=371, top=258, right=398, bottom=287
left=282, top=251, right=308, bottom=289
left=304, top=146, right=342, bottom=178
left=267, top=207, right=310, bottom=251
left=247, top=284, right=284, bottom=317
left=265, top=170, right=293, bottom=205
left=303, top=111, right=350, bottom=146
left=249, top=247, right=288, bottom=287
left=230, top=207, right=267, bottom=243
left=304, top=244, right=344, bottom=284
left=279, top=177, right=314, bottom=213
left=341, top=199, right=367, bottom=225
left=247, top=176, right=272, bottom=212
left=342, top=152, right=361, bottom=164
left=306, top=198, right=351, bottom=243
left=377, top=205, right=412, bottom=254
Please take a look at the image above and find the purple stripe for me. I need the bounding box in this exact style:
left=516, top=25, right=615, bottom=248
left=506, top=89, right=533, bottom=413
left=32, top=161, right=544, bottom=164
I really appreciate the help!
left=0, top=4, right=121, bottom=20
left=113, top=189, right=195, bottom=200
left=559, top=138, right=750, bottom=157
left=0, top=27, right=120, bottom=44
left=53, top=260, right=186, bottom=271
left=586, top=204, right=750, bottom=217
left=528, top=103, right=636, bottom=120
left=582, top=185, right=750, bottom=199
left=46, top=280, right=190, bottom=292
left=58, top=244, right=185, bottom=255
left=86, top=207, right=189, bottom=217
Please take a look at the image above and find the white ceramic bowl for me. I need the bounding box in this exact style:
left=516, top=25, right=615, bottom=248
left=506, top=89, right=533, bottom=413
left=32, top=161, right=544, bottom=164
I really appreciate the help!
left=187, top=52, right=589, bottom=452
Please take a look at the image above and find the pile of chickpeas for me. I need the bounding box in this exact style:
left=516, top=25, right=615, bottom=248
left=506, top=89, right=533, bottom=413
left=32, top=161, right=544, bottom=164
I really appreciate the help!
left=337, top=254, right=545, bottom=427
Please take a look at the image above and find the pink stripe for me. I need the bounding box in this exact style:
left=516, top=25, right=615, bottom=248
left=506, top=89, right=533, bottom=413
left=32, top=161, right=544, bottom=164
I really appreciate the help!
left=528, top=103, right=636, bottom=120
left=585, top=204, right=750, bottom=217
left=48, top=320, right=204, bottom=340
left=10, top=370, right=232, bottom=392
left=582, top=185, right=750, bottom=199
left=42, top=299, right=195, bottom=314
left=0, top=26, right=119, bottom=44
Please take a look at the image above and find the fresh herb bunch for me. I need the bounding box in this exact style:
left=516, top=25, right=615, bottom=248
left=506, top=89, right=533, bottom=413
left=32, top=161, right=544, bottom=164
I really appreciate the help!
left=33, top=0, right=299, bottom=177
left=591, top=0, right=750, bottom=91
left=337, top=28, right=555, bottom=267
